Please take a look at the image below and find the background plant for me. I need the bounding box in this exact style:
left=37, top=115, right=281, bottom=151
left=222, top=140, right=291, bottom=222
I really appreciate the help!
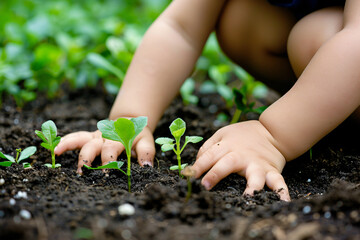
left=0, top=146, right=36, bottom=168
left=97, top=116, right=148, bottom=192
left=155, top=118, right=203, bottom=177
left=35, top=120, right=61, bottom=168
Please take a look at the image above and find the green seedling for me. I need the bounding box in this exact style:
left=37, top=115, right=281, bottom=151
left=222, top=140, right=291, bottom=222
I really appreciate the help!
left=83, top=161, right=126, bottom=175
left=97, top=116, right=148, bottom=192
left=182, top=166, right=196, bottom=202
left=155, top=118, right=203, bottom=176
left=0, top=146, right=36, bottom=168
left=35, top=120, right=61, bottom=168
left=230, top=88, right=268, bottom=124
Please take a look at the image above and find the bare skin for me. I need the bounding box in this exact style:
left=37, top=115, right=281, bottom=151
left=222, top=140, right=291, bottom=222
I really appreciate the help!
left=54, top=0, right=360, bottom=201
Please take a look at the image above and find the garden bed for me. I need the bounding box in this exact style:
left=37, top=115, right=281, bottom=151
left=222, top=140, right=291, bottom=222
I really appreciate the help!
left=0, top=87, right=359, bottom=240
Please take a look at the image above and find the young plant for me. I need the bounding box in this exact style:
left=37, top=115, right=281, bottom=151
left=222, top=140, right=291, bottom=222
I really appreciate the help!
left=97, top=116, right=148, bottom=192
left=230, top=87, right=268, bottom=124
left=182, top=166, right=196, bottom=202
left=35, top=120, right=61, bottom=168
left=83, top=161, right=125, bottom=175
left=0, top=146, right=36, bottom=169
left=155, top=118, right=203, bottom=176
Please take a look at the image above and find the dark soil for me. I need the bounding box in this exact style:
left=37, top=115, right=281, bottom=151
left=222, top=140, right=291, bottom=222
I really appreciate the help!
left=0, top=87, right=359, bottom=240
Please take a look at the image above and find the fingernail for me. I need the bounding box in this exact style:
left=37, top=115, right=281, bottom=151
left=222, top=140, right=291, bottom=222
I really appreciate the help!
left=202, top=181, right=211, bottom=190
left=143, top=161, right=153, bottom=167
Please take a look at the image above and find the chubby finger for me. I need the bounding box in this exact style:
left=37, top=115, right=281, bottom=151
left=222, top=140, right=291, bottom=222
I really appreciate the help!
left=54, top=131, right=99, bottom=155
left=101, top=140, right=125, bottom=166
left=243, top=167, right=266, bottom=196
left=265, top=171, right=291, bottom=201
left=192, top=142, right=228, bottom=178
left=200, top=152, right=243, bottom=190
left=135, top=136, right=155, bottom=167
left=77, top=138, right=103, bottom=174
left=196, top=133, right=221, bottom=160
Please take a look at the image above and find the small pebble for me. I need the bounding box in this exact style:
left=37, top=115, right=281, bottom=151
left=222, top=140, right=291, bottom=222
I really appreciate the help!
left=20, top=210, right=31, bottom=220
left=14, top=191, right=28, bottom=199
left=307, top=179, right=311, bottom=183
left=303, top=205, right=312, bottom=214
left=0, top=178, right=5, bottom=185
left=23, top=179, right=28, bottom=182
left=121, top=229, right=132, bottom=240
left=9, top=198, right=16, bottom=206
left=0, top=210, right=5, bottom=218
left=118, top=203, right=135, bottom=216
left=324, top=211, right=332, bottom=219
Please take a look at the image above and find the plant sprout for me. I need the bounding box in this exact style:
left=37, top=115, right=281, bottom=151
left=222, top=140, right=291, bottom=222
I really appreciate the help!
left=155, top=118, right=203, bottom=176
left=83, top=161, right=125, bottom=175
left=97, top=116, right=148, bottom=192
left=35, top=120, right=61, bottom=168
left=182, top=166, right=196, bottom=202
left=0, top=146, right=36, bottom=169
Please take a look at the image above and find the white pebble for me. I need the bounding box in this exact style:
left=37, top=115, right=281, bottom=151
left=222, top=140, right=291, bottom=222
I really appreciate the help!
left=20, top=210, right=31, bottom=220
left=307, top=179, right=311, bottom=183
left=0, top=178, right=5, bottom=185
left=324, top=211, right=332, bottom=219
left=14, top=191, right=28, bottom=199
left=303, top=205, right=312, bottom=214
left=9, top=198, right=16, bottom=206
left=23, top=179, right=28, bottom=182
left=118, top=203, right=135, bottom=216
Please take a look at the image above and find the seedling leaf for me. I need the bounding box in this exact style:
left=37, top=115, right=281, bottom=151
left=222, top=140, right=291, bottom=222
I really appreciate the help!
left=97, top=120, right=122, bottom=142
left=18, top=146, right=37, bottom=163
left=170, top=163, right=188, bottom=171
left=0, top=161, right=13, bottom=167
left=131, top=116, right=148, bottom=139
left=161, top=143, right=174, bottom=152
left=0, top=152, right=15, bottom=162
left=40, top=142, right=52, bottom=150
left=83, top=161, right=125, bottom=175
left=185, top=136, right=203, bottom=144
left=114, top=118, right=135, bottom=149
left=169, top=118, right=186, bottom=138
left=35, top=130, right=48, bottom=143
left=155, top=137, right=174, bottom=145
left=41, top=120, right=57, bottom=144
left=23, top=162, right=32, bottom=169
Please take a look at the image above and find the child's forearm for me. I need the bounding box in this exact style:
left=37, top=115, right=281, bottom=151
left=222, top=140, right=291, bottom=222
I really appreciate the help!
left=109, top=0, right=226, bottom=132
left=260, top=27, right=360, bottom=160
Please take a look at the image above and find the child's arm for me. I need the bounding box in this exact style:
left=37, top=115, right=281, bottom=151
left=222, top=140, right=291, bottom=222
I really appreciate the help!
left=192, top=0, right=360, bottom=201
left=54, top=0, right=227, bottom=173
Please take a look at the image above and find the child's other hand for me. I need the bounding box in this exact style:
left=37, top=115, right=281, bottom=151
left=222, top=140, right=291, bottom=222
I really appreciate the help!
left=191, top=120, right=290, bottom=201
left=54, top=126, right=155, bottom=174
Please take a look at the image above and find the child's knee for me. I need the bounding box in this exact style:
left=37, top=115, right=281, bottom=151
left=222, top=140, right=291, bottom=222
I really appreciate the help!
left=287, top=7, right=343, bottom=77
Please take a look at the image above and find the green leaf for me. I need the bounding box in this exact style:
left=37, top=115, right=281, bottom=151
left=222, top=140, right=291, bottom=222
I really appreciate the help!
left=155, top=137, right=174, bottom=145
left=52, top=136, right=62, bottom=148
left=161, top=143, right=174, bottom=152
left=254, top=106, right=268, bottom=114
left=97, top=120, right=122, bottom=142
left=54, top=163, right=61, bottom=168
left=40, top=142, right=52, bottom=150
left=185, top=136, right=203, bottom=144
left=18, top=146, right=37, bottom=163
left=41, top=120, right=58, bottom=145
left=44, top=163, right=52, bottom=168
left=0, top=161, right=13, bottom=167
left=169, top=163, right=188, bottom=171
left=131, top=116, right=148, bottom=139
left=35, top=130, right=48, bottom=143
left=0, top=152, right=15, bottom=162
left=87, top=53, right=124, bottom=81
left=84, top=161, right=124, bottom=170
left=23, top=162, right=32, bottom=169
left=169, top=118, right=186, bottom=139
left=113, top=118, right=135, bottom=150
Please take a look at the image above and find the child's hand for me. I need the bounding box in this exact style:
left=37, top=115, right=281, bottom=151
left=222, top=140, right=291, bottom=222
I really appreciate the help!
left=54, top=126, right=155, bottom=174
left=191, top=120, right=291, bottom=201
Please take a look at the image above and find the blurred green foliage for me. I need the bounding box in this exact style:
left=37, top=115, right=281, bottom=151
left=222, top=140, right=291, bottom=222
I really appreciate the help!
left=0, top=0, right=267, bottom=112
left=0, top=0, right=171, bottom=106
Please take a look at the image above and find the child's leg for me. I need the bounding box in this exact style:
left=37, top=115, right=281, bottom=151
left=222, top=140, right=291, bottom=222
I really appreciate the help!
left=287, top=6, right=360, bottom=122
left=216, top=0, right=298, bottom=93
left=287, top=7, right=344, bottom=77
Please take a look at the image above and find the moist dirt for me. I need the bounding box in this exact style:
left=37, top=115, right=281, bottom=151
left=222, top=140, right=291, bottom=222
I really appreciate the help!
left=0, top=87, right=359, bottom=240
